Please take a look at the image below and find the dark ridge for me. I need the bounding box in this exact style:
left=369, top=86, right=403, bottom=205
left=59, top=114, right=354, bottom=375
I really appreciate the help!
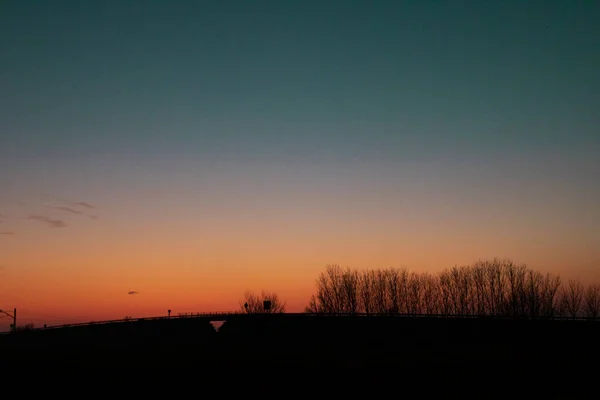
left=216, top=314, right=600, bottom=368
left=1, top=314, right=599, bottom=369
left=0, top=317, right=218, bottom=367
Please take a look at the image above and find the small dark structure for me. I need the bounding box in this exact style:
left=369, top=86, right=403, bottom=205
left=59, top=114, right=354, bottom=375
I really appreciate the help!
left=263, top=300, right=271, bottom=312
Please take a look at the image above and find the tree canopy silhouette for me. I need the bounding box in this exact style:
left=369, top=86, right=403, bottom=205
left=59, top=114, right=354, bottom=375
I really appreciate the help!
left=240, top=290, right=286, bottom=313
left=306, top=259, right=598, bottom=319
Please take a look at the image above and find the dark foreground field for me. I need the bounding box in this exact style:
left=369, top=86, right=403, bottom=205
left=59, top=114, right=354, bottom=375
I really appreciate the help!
left=1, top=315, right=599, bottom=369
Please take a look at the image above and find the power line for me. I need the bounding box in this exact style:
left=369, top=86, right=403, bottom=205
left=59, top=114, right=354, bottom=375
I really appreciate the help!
left=17, top=310, right=89, bottom=322
left=0, top=308, right=16, bottom=332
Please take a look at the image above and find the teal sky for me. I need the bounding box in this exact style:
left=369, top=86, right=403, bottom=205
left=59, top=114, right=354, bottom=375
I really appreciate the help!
left=1, top=0, right=599, bottom=320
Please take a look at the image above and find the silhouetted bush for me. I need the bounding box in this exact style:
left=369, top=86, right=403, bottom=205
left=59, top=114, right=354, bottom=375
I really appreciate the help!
left=16, top=323, right=35, bottom=332
left=240, top=290, right=286, bottom=313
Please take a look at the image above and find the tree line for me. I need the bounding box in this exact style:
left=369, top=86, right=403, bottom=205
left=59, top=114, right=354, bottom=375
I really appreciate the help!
left=242, top=259, right=600, bottom=319
left=305, top=259, right=600, bottom=318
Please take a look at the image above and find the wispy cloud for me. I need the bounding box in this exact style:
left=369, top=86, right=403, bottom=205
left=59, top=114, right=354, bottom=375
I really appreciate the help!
left=41, top=195, right=96, bottom=209
left=27, top=215, right=67, bottom=228
left=76, top=202, right=95, bottom=209
left=128, top=291, right=139, bottom=295
left=0, top=231, right=14, bottom=236
left=46, top=206, right=84, bottom=215
left=44, top=200, right=100, bottom=221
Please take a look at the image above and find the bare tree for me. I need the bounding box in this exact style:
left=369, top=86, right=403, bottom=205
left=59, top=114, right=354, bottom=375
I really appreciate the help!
left=421, top=272, right=441, bottom=314
left=306, top=259, right=569, bottom=319
left=471, top=263, right=488, bottom=316
left=373, top=269, right=389, bottom=313
left=584, top=284, right=600, bottom=319
left=525, top=270, right=545, bottom=318
left=407, top=272, right=424, bottom=314
left=386, top=268, right=401, bottom=314
left=341, top=268, right=360, bottom=314
left=539, top=273, right=561, bottom=318
left=359, top=269, right=376, bottom=314
left=438, top=269, right=454, bottom=315
left=240, top=290, right=286, bottom=313
left=484, top=259, right=506, bottom=317
left=560, top=280, right=584, bottom=318
left=305, top=294, right=321, bottom=313
left=310, top=264, right=344, bottom=314
left=439, top=266, right=472, bottom=315
left=504, top=261, right=528, bottom=317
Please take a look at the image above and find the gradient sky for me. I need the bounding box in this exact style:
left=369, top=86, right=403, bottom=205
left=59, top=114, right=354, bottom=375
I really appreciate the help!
left=1, top=1, right=599, bottom=330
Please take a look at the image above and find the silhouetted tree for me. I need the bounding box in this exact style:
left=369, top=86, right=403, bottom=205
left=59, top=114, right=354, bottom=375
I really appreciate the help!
left=439, top=266, right=472, bottom=315
left=560, top=280, right=584, bottom=318
left=306, top=258, right=573, bottom=319
left=359, top=269, right=377, bottom=314
left=385, top=268, right=401, bottom=314
left=504, top=261, right=527, bottom=317
left=309, top=264, right=356, bottom=314
left=373, top=269, right=389, bottom=313
left=525, top=270, right=544, bottom=318
left=240, top=290, right=286, bottom=313
left=342, top=268, right=360, bottom=314
left=584, top=284, right=600, bottom=319
left=482, top=259, right=506, bottom=316
left=305, top=294, right=321, bottom=313
left=539, top=273, right=562, bottom=318
left=420, top=272, right=441, bottom=314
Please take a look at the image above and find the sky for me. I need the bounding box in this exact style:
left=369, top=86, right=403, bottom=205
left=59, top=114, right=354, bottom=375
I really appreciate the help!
left=1, top=0, right=599, bottom=330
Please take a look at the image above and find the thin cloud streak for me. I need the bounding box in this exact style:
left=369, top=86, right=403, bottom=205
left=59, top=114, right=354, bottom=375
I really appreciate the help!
left=46, top=206, right=84, bottom=215
left=43, top=200, right=100, bottom=221
left=40, top=195, right=96, bottom=210
left=27, top=215, right=67, bottom=228
left=0, top=232, right=14, bottom=235
left=76, top=202, right=95, bottom=209
left=128, top=291, right=139, bottom=295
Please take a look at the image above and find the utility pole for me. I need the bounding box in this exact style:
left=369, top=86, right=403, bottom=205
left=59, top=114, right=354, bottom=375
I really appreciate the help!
left=0, top=308, right=16, bottom=332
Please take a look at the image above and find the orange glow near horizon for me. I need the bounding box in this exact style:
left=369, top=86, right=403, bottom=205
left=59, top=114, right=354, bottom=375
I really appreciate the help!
left=2, top=219, right=599, bottom=331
